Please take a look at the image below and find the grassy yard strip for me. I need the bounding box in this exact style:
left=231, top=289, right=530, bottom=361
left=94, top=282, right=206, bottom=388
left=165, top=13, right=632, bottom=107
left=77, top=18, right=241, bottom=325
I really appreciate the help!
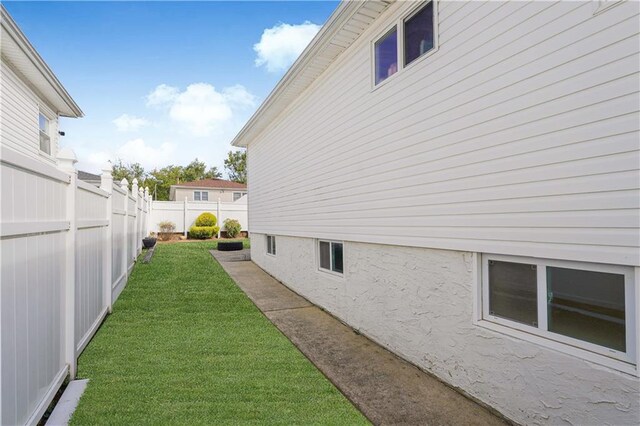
left=71, top=240, right=368, bottom=425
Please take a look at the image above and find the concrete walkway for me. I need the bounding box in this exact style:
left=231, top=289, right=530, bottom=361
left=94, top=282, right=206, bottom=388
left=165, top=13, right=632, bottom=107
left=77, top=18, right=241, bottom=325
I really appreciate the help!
left=210, top=249, right=508, bottom=426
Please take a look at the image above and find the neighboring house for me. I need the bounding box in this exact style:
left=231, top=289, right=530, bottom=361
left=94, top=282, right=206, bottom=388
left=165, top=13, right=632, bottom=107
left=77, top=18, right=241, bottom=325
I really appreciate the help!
left=1, top=5, right=83, bottom=425
left=1, top=5, right=82, bottom=164
left=78, top=170, right=102, bottom=186
left=169, top=178, right=247, bottom=202
left=232, top=1, right=640, bottom=425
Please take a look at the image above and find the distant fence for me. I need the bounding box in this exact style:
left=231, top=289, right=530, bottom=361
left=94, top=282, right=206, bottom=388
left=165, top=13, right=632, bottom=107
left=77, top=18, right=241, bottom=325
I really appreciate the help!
left=0, top=146, right=150, bottom=426
left=150, top=200, right=248, bottom=235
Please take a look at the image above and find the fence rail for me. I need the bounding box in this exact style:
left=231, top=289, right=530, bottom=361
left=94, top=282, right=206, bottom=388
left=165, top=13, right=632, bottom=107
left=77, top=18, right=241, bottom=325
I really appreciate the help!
left=150, top=200, right=248, bottom=236
left=0, top=146, right=151, bottom=426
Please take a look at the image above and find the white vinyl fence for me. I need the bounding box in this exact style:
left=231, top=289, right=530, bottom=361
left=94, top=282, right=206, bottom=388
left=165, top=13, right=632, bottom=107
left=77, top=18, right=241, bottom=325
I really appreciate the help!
left=150, top=199, right=248, bottom=236
left=0, top=146, right=150, bottom=426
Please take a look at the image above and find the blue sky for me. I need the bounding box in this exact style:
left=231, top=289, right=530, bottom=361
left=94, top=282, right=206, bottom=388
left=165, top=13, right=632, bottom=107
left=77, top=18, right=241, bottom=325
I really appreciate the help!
left=4, top=1, right=338, bottom=175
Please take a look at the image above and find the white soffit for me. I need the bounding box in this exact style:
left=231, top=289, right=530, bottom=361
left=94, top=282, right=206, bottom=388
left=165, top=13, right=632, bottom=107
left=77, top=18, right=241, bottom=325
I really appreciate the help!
left=1, top=5, right=83, bottom=118
left=232, top=0, right=394, bottom=147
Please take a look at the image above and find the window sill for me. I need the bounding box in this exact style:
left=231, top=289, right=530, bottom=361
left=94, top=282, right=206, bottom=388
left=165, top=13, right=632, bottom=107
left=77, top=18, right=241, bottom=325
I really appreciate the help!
left=474, top=318, right=638, bottom=377
left=317, top=267, right=345, bottom=280
left=39, top=150, right=55, bottom=163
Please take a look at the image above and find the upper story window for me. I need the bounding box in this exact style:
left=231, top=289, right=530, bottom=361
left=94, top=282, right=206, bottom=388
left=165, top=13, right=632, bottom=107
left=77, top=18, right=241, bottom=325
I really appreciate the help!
left=233, top=192, right=247, bottom=202
left=374, top=1, right=436, bottom=86
left=194, top=191, right=208, bottom=201
left=374, top=28, right=398, bottom=85
left=404, top=1, right=434, bottom=66
left=39, top=112, right=51, bottom=155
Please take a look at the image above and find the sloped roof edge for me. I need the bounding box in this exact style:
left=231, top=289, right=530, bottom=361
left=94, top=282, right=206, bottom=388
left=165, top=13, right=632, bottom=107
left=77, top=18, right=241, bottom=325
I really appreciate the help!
left=231, top=0, right=393, bottom=148
left=171, top=179, right=247, bottom=190
left=1, top=5, right=83, bottom=118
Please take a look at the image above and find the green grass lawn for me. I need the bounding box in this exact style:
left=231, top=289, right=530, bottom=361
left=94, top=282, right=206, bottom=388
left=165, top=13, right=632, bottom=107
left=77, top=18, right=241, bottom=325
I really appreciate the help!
left=71, top=240, right=368, bottom=425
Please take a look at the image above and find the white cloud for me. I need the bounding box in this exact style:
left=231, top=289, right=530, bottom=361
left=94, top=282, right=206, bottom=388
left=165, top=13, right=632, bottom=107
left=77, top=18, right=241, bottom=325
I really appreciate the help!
left=113, top=114, right=149, bottom=132
left=80, top=138, right=177, bottom=173
left=254, top=21, right=321, bottom=72
left=115, top=138, right=176, bottom=169
left=146, top=84, right=179, bottom=107
left=223, top=84, right=258, bottom=108
left=146, top=83, right=256, bottom=137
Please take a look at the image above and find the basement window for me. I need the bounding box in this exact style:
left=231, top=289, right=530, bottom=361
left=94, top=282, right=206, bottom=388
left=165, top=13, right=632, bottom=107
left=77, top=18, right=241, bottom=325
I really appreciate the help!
left=319, top=240, right=343, bottom=274
left=481, top=255, right=636, bottom=365
left=267, top=235, right=276, bottom=256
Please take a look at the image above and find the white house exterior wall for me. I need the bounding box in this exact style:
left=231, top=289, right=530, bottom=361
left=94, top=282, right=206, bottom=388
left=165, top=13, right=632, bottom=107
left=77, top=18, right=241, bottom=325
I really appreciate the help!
left=247, top=1, right=640, bottom=267
left=251, top=233, right=640, bottom=425
left=172, top=187, right=245, bottom=202
left=1, top=63, right=59, bottom=164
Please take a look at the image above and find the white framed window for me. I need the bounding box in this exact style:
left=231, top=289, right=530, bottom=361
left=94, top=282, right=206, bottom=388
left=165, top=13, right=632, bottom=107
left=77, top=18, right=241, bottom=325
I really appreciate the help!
left=318, top=240, right=343, bottom=275
left=233, top=192, right=246, bottom=201
left=266, top=235, right=276, bottom=256
left=478, top=254, right=636, bottom=368
left=194, top=191, right=208, bottom=201
left=372, top=0, right=437, bottom=87
left=374, top=27, right=398, bottom=85
left=39, top=112, right=51, bottom=155
left=403, top=0, right=435, bottom=66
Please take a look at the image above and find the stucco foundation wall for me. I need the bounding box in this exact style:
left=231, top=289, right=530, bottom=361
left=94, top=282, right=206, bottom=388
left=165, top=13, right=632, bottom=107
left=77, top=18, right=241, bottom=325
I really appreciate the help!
left=251, top=233, right=640, bottom=425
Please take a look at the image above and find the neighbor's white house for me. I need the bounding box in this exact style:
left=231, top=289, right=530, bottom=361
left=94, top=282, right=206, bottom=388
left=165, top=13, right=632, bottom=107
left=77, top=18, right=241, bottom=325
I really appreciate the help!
left=1, top=8, right=82, bottom=163
left=169, top=178, right=247, bottom=202
left=232, top=1, right=640, bottom=424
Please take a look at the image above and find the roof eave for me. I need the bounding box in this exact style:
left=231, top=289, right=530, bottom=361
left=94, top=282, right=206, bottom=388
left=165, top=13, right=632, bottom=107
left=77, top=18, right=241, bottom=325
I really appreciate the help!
left=231, top=0, right=393, bottom=148
left=1, top=5, right=83, bottom=118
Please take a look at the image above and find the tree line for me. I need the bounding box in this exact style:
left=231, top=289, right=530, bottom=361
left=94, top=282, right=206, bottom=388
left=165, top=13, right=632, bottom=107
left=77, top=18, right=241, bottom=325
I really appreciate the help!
left=112, top=150, right=246, bottom=201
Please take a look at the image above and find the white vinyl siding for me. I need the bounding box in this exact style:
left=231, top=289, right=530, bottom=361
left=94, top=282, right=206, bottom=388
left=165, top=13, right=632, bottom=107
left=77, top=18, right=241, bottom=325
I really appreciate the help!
left=247, top=1, right=640, bottom=267
left=1, top=64, right=58, bottom=163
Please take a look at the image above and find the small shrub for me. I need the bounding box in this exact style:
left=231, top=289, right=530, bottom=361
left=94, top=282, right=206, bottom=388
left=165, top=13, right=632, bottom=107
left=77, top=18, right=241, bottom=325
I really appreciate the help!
left=158, top=221, right=176, bottom=241
left=195, top=212, right=217, bottom=227
left=188, top=225, right=220, bottom=239
left=223, top=219, right=242, bottom=238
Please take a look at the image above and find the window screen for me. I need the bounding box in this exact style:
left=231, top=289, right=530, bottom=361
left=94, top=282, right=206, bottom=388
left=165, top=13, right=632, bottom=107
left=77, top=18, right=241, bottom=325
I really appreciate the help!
left=488, top=260, right=538, bottom=326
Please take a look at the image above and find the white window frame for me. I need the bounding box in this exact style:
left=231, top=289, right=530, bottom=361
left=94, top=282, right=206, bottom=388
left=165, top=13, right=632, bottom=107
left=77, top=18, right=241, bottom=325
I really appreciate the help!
left=474, top=253, right=638, bottom=374
left=317, top=240, right=344, bottom=276
left=266, top=235, right=276, bottom=256
left=38, top=112, right=52, bottom=155
left=371, top=0, right=439, bottom=89
left=193, top=191, right=208, bottom=201
left=233, top=192, right=244, bottom=202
